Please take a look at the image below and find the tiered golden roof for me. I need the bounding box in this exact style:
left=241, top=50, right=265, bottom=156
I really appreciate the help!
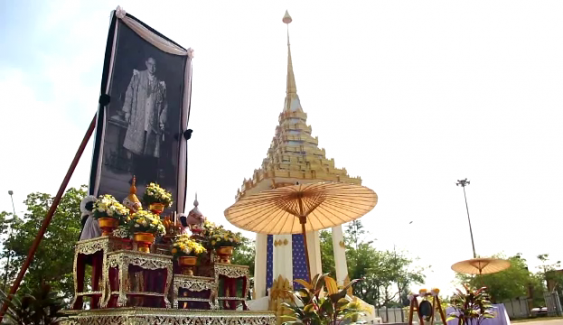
left=236, top=12, right=361, bottom=201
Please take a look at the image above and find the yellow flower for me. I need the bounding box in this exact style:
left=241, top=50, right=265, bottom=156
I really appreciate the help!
left=172, top=248, right=178, bottom=254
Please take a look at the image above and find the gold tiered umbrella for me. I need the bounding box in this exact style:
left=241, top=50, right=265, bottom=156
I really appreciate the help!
left=224, top=182, right=378, bottom=279
left=451, top=257, right=511, bottom=275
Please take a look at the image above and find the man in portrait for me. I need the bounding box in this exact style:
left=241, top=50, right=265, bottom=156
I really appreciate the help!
left=122, top=57, right=168, bottom=184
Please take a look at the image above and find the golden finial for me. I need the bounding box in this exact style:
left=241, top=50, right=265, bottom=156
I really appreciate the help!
left=123, top=175, right=142, bottom=213
left=283, top=10, right=297, bottom=95
left=130, top=175, right=137, bottom=195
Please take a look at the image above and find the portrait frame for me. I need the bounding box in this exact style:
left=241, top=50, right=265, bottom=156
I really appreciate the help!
left=88, top=7, right=193, bottom=214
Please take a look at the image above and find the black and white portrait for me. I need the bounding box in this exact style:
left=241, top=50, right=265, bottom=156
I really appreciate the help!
left=89, top=12, right=192, bottom=214
left=123, top=57, right=167, bottom=160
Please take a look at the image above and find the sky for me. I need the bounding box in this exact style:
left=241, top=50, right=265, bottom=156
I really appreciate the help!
left=1, top=0, right=563, bottom=296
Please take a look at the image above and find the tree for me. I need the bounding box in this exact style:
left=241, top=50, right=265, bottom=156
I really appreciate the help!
left=1, top=211, right=15, bottom=291
left=537, top=254, right=563, bottom=292
left=341, top=220, right=426, bottom=308
left=345, top=220, right=366, bottom=253
left=0, top=186, right=86, bottom=299
left=319, top=230, right=335, bottom=278
left=350, top=246, right=425, bottom=308
left=456, top=253, right=541, bottom=304
left=231, top=234, right=256, bottom=277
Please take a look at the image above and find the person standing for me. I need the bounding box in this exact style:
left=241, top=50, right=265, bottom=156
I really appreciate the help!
left=122, top=57, right=168, bottom=184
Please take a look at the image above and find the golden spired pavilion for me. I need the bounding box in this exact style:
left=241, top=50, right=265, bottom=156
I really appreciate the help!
left=234, top=11, right=366, bottom=300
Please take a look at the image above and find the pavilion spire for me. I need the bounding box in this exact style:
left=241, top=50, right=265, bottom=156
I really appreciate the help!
left=284, top=11, right=297, bottom=95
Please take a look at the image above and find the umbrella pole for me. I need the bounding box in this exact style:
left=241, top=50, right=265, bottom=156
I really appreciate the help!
left=300, top=217, right=312, bottom=282
left=297, top=196, right=312, bottom=281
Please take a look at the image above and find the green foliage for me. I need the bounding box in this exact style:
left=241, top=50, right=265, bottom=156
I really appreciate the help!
left=231, top=235, right=255, bottom=277
left=350, top=246, right=425, bottom=308
left=319, top=230, right=335, bottom=278
left=0, top=186, right=86, bottom=299
left=448, top=284, right=495, bottom=325
left=319, top=220, right=426, bottom=308
left=537, top=254, right=563, bottom=292
left=1, top=281, right=65, bottom=325
left=345, top=220, right=365, bottom=252
left=282, top=274, right=365, bottom=325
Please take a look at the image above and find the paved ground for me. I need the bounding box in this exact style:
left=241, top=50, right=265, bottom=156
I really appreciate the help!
left=513, top=319, right=563, bottom=325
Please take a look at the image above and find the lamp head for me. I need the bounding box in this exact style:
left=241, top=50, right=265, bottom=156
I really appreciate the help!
left=8, top=190, right=13, bottom=196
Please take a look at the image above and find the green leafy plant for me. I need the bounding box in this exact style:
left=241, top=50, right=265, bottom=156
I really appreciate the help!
left=281, top=273, right=366, bottom=325
left=1, top=282, right=65, bottom=325
left=143, top=183, right=173, bottom=207
left=447, top=284, right=495, bottom=325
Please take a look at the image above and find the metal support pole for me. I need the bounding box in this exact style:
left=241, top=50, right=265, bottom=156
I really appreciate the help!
left=457, top=179, right=477, bottom=258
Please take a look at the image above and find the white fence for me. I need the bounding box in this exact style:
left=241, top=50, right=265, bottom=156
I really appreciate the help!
left=502, top=297, right=529, bottom=319
left=374, top=308, right=407, bottom=324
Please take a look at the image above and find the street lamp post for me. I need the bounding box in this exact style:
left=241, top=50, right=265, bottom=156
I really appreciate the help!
left=456, top=179, right=477, bottom=258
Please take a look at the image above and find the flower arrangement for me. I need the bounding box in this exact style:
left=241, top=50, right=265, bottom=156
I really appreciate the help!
left=202, top=220, right=220, bottom=235
left=171, top=235, right=207, bottom=259
left=129, top=210, right=166, bottom=236
left=209, top=227, right=242, bottom=249
left=143, top=183, right=173, bottom=207
left=92, top=194, right=130, bottom=224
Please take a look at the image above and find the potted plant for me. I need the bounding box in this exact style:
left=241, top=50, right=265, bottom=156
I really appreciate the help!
left=208, top=226, right=242, bottom=264
left=282, top=274, right=366, bottom=325
left=172, top=234, right=207, bottom=275
left=93, top=194, right=130, bottom=236
left=128, top=210, right=166, bottom=253
left=143, top=183, right=173, bottom=215
left=448, top=284, right=495, bottom=325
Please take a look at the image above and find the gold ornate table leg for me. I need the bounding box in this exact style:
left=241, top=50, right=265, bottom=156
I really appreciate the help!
left=115, top=255, right=128, bottom=307
left=99, top=251, right=108, bottom=307
left=71, top=250, right=81, bottom=309
left=173, top=282, right=179, bottom=309
left=164, top=264, right=172, bottom=308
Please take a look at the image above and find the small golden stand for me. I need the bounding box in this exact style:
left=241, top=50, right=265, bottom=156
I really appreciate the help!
left=408, top=289, right=448, bottom=325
